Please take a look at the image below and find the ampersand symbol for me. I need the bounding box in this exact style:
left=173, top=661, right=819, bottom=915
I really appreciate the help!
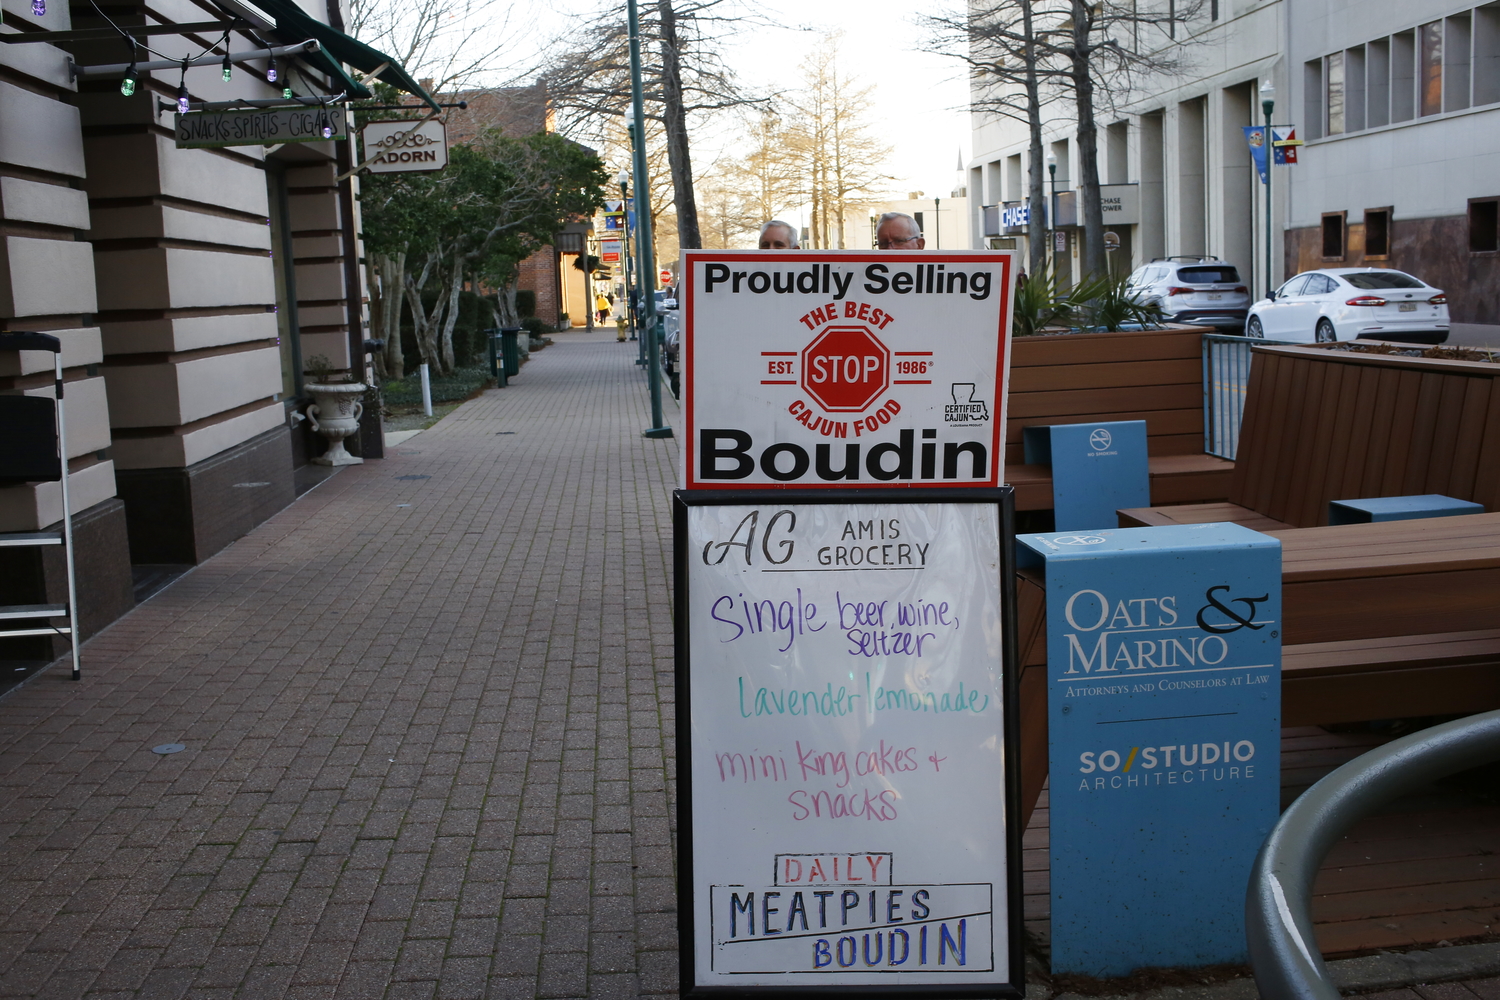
left=1195, top=585, right=1269, bottom=634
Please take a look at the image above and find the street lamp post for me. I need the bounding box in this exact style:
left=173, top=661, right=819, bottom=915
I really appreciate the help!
left=1261, top=79, right=1276, bottom=300
left=626, top=0, right=672, bottom=438
left=616, top=169, right=637, bottom=344
left=1046, top=152, right=1058, bottom=282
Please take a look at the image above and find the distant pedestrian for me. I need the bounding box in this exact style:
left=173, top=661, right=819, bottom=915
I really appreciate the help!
left=758, top=220, right=800, bottom=249
left=875, top=212, right=925, bottom=250
left=595, top=292, right=611, bottom=325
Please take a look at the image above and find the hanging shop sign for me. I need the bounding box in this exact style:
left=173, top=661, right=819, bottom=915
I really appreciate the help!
left=675, top=491, right=1024, bottom=997
left=175, top=105, right=348, bottom=148
left=680, top=250, right=1016, bottom=491
left=360, top=119, right=449, bottom=173
left=601, top=240, right=622, bottom=264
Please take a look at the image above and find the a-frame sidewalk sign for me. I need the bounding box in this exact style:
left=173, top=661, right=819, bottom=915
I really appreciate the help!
left=673, top=249, right=1025, bottom=999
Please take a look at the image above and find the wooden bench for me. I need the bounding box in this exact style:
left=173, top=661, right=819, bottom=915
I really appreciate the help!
left=1120, top=344, right=1500, bottom=529
left=1015, top=511, right=1500, bottom=826
left=1005, top=327, right=1234, bottom=511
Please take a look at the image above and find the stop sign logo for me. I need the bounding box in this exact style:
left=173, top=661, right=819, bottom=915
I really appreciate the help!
left=799, top=325, right=891, bottom=412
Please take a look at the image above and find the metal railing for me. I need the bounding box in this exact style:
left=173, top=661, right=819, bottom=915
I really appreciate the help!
left=1246, top=709, right=1500, bottom=1000
left=1203, top=333, right=1296, bottom=459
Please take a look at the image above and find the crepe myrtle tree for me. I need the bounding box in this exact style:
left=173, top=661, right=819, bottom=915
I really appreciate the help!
left=360, top=128, right=608, bottom=376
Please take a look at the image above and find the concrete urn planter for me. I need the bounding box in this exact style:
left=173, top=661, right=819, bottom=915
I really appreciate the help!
left=306, top=382, right=366, bottom=466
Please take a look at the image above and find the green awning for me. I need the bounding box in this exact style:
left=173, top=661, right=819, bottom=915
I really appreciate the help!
left=252, top=0, right=440, bottom=111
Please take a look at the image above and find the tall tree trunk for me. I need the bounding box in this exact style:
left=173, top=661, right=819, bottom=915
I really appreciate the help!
left=1023, top=0, right=1048, bottom=279
left=436, top=258, right=464, bottom=374
left=404, top=252, right=446, bottom=374
left=658, top=0, right=701, bottom=250
left=1071, top=0, right=1107, bottom=280
left=366, top=256, right=387, bottom=382
left=375, top=251, right=407, bottom=381
left=496, top=284, right=520, bottom=326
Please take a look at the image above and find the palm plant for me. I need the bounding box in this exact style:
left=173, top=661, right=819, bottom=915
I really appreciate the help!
left=1011, top=263, right=1075, bottom=336
left=1072, top=272, right=1165, bottom=332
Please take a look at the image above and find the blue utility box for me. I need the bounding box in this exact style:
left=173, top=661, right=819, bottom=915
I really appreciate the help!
left=1017, top=523, right=1282, bottom=976
left=1328, top=494, right=1483, bottom=525
left=1023, top=420, right=1149, bottom=531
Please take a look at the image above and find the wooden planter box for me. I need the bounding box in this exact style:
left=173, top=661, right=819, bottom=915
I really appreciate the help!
left=1005, top=325, right=1233, bottom=510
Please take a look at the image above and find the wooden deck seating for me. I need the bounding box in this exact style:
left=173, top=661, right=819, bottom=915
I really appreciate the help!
left=1005, top=327, right=1234, bottom=510
left=1015, top=511, right=1500, bottom=826
left=1120, top=344, right=1500, bottom=529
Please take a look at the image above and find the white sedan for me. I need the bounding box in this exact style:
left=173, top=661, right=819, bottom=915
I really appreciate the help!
left=1245, top=268, right=1448, bottom=344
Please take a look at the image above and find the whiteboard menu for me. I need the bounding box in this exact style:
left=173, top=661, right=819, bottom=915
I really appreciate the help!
left=676, top=494, right=1023, bottom=997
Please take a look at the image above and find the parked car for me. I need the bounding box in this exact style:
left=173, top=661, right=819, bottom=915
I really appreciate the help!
left=1245, top=268, right=1449, bottom=344
left=660, top=290, right=681, bottom=398
left=1124, top=256, right=1251, bottom=331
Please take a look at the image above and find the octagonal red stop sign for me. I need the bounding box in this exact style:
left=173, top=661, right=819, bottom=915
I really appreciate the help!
left=799, top=325, right=891, bottom=412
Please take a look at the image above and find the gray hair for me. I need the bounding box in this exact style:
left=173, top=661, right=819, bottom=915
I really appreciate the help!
left=759, top=219, right=800, bottom=247
left=876, top=212, right=922, bottom=236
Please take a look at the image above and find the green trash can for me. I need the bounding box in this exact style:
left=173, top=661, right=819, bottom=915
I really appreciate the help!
left=500, top=327, right=522, bottom=379
left=483, top=328, right=506, bottom=386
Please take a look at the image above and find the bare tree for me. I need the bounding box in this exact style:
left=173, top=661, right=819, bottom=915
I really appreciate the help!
left=929, top=0, right=1199, bottom=279
left=784, top=38, right=892, bottom=248
left=925, top=0, right=1063, bottom=276
left=541, top=0, right=767, bottom=252
left=1052, top=0, right=1203, bottom=278
left=349, top=0, right=522, bottom=95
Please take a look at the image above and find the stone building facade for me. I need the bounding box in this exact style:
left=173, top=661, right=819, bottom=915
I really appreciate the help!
left=0, top=0, right=424, bottom=668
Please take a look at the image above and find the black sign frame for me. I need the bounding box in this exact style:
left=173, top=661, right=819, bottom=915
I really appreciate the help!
left=674, top=486, right=1025, bottom=1000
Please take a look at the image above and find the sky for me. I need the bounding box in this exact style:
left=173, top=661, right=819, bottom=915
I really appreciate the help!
left=518, top=0, right=974, bottom=201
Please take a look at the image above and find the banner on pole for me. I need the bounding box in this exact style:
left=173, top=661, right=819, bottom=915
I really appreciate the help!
left=1245, top=126, right=1301, bottom=182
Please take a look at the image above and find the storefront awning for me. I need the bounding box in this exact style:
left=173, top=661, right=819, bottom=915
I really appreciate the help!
left=250, top=0, right=440, bottom=111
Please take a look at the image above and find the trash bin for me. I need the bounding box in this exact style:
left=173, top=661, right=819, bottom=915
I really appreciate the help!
left=482, top=328, right=506, bottom=386
left=500, top=327, right=522, bottom=379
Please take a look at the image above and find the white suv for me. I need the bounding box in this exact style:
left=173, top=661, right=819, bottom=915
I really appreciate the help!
left=1125, top=256, right=1251, bottom=331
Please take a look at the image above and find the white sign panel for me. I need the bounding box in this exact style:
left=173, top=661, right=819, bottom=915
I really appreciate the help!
left=360, top=119, right=449, bottom=173
left=678, top=497, right=1021, bottom=994
left=682, top=250, right=1015, bottom=491
left=1099, top=183, right=1141, bottom=226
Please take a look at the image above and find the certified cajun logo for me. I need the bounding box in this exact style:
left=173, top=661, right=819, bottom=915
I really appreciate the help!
left=944, top=383, right=991, bottom=426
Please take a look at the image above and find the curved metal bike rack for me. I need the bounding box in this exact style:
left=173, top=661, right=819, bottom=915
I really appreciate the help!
left=1246, top=709, right=1500, bottom=1000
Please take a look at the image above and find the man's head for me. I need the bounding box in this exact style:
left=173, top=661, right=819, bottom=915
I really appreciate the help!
left=875, top=212, right=925, bottom=250
left=758, top=220, right=800, bottom=249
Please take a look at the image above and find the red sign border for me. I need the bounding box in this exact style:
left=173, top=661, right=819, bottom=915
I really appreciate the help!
left=682, top=249, right=1014, bottom=491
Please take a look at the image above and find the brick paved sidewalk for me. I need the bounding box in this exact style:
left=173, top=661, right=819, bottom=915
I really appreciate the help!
left=0, top=333, right=682, bottom=999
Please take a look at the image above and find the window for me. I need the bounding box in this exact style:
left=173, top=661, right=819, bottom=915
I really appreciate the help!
left=1421, top=21, right=1444, bottom=115
left=1322, top=212, right=1347, bottom=260
left=1392, top=31, right=1416, bottom=121
left=1364, top=208, right=1392, bottom=258
left=1327, top=51, right=1346, bottom=133
left=1346, top=271, right=1424, bottom=289
left=1279, top=275, right=1310, bottom=297
left=1446, top=15, right=1473, bottom=112
left=1472, top=197, right=1500, bottom=253
left=1478, top=4, right=1500, bottom=106
left=1304, top=59, right=1325, bottom=139
left=1177, top=265, right=1242, bottom=283
left=1306, top=274, right=1338, bottom=295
